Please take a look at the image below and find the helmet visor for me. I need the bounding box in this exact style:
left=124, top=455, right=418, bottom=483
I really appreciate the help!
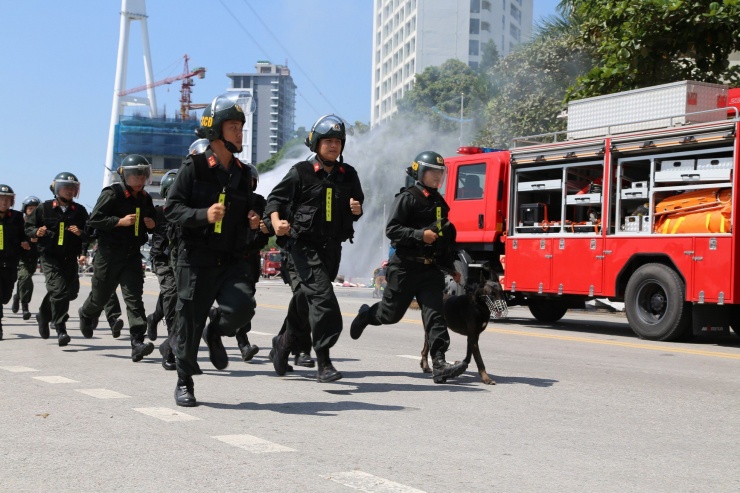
left=314, top=114, right=354, bottom=137
left=122, top=164, right=152, bottom=186
left=54, top=179, right=80, bottom=198
left=211, top=91, right=256, bottom=116
left=417, top=161, right=447, bottom=189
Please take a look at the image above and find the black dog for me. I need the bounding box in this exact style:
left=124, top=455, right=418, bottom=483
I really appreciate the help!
left=420, top=280, right=502, bottom=385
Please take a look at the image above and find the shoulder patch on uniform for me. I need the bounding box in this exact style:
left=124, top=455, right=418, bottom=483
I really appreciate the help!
left=207, top=154, right=218, bottom=168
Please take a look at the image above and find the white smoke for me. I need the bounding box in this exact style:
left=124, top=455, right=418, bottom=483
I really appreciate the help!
left=257, top=117, right=462, bottom=283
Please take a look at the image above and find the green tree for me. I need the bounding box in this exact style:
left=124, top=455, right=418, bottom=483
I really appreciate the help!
left=397, top=59, right=486, bottom=134
left=565, top=0, right=740, bottom=99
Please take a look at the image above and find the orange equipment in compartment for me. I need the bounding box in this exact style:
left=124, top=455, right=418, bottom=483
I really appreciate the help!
left=654, top=188, right=732, bottom=234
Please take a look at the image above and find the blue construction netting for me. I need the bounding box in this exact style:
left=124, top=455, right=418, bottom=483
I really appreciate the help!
left=113, top=115, right=199, bottom=165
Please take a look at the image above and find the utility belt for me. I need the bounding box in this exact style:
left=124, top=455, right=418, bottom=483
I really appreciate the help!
left=399, top=255, right=436, bottom=265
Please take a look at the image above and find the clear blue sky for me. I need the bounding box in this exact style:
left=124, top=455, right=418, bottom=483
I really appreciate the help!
left=1, top=0, right=561, bottom=210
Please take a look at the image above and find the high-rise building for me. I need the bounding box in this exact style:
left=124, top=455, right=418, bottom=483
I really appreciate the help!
left=227, top=61, right=297, bottom=165
left=371, top=0, right=533, bottom=126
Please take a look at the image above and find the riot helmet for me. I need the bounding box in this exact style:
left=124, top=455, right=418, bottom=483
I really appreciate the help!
left=22, top=196, right=41, bottom=216
left=160, top=169, right=178, bottom=200
left=51, top=172, right=81, bottom=199
left=118, top=154, right=152, bottom=187
left=247, top=164, right=259, bottom=191
left=195, top=91, right=255, bottom=154
left=188, top=138, right=209, bottom=155
left=305, top=115, right=353, bottom=162
left=0, top=184, right=15, bottom=208
left=411, top=151, right=447, bottom=189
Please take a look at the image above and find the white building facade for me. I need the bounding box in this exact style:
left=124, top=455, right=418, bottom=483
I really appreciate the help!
left=371, top=0, right=533, bottom=126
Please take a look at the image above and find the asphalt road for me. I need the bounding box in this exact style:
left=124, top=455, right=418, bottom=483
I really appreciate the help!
left=1, top=273, right=739, bottom=492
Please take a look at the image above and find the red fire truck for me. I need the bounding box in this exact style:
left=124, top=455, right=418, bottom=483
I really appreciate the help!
left=261, top=248, right=282, bottom=278
left=444, top=81, right=740, bottom=341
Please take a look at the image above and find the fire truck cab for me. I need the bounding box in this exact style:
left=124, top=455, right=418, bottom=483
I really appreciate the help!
left=261, top=248, right=282, bottom=278
left=444, top=81, right=740, bottom=341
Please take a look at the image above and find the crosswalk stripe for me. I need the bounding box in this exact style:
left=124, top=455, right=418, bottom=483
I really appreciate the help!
left=33, top=376, right=78, bottom=384
left=211, top=434, right=296, bottom=453
left=75, top=388, right=130, bottom=399
left=248, top=331, right=272, bottom=336
left=133, top=407, right=201, bottom=422
left=396, top=355, right=421, bottom=360
left=0, top=366, right=39, bottom=373
left=324, top=470, right=427, bottom=492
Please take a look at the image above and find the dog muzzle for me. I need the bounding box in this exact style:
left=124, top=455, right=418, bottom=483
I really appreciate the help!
left=480, top=295, right=508, bottom=319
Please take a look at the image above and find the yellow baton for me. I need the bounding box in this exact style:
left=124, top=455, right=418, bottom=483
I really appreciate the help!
left=214, top=193, right=225, bottom=233
left=135, top=208, right=140, bottom=236
left=0, top=225, right=4, bottom=250
left=436, top=207, right=442, bottom=236
left=58, top=222, right=65, bottom=245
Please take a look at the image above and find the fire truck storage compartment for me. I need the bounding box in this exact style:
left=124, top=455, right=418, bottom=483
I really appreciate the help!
left=515, top=166, right=563, bottom=234
left=612, top=144, right=734, bottom=235
left=567, top=81, right=728, bottom=139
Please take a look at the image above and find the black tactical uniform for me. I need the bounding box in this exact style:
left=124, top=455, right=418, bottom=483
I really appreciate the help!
left=11, top=197, right=40, bottom=321
left=266, top=114, right=364, bottom=382
left=25, top=176, right=89, bottom=346
left=79, top=156, right=156, bottom=360
left=233, top=174, right=269, bottom=362
left=0, top=186, right=26, bottom=340
left=350, top=151, right=468, bottom=383
left=166, top=150, right=257, bottom=387
left=148, top=169, right=178, bottom=370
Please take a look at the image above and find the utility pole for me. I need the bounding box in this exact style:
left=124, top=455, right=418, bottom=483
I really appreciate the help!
left=459, top=93, right=465, bottom=146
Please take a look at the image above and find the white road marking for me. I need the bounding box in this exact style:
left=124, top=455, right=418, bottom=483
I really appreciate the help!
left=211, top=434, right=296, bottom=453
left=248, top=331, right=272, bottom=336
left=0, top=366, right=39, bottom=373
left=75, top=388, right=130, bottom=399
left=33, top=376, right=78, bottom=384
left=396, top=355, right=422, bottom=360
left=133, top=407, right=201, bottom=422
left=325, top=470, right=427, bottom=492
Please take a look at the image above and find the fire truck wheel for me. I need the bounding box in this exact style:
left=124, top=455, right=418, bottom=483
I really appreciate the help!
left=625, top=263, right=691, bottom=341
left=528, top=300, right=568, bottom=323
left=729, top=305, right=740, bottom=337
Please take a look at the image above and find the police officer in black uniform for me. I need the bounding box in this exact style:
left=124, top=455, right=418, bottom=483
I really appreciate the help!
left=147, top=168, right=178, bottom=370
left=232, top=163, right=269, bottom=362
left=165, top=91, right=259, bottom=407
left=11, top=196, right=40, bottom=321
left=266, top=114, right=364, bottom=383
left=0, top=185, right=29, bottom=340
left=349, top=151, right=468, bottom=383
left=25, top=173, right=89, bottom=346
left=78, top=155, right=156, bottom=360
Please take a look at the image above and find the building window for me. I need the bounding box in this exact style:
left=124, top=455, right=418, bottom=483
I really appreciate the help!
left=482, top=0, right=491, bottom=11
left=481, top=21, right=490, bottom=32
left=510, top=4, right=521, bottom=23
left=470, top=19, right=480, bottom=35
left=469, top=40, right=479, bottom=56
left=510, top=24, right=520, bottom=41
left=469, top=61, right=479, bottom=70
left=470, top=0, right=480, bottom=14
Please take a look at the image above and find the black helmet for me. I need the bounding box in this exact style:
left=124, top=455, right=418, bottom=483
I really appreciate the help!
left=247, top=164, right=259, bottom=191
left=188, top=138, right=209, bottom=155
left=195, top=91, right=255, bottom=153
left=304, top=114, right=353, bottom=154
left=22, top=196, right=41, bottom=213
left=160, top=169, right=178, bottom=199
left=51, top=172, right=80, bottom=198
left=0, top=184, right=15, bottom=207
left=411, top=151, right=447, bottom=188
left=118, top=154, right=152, bottom=186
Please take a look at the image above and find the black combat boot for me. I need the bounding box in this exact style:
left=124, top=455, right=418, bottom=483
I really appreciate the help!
left=350, top=304, right=371, bottom=340
left=146, top=313, right=158, bottom=341
left=271, top=334, right=292, bottom=376
left=432, top=355, right=468, bottom=384
left=235, top=331, right=259, bottom=362
left=108, top=318, right=123, bottom=339
left=294, top=352, right=315, bottom=368
left=21, top=303, right=31, bottom=321
left=0, top=319, right=3, bottom=340
left=36, top=312, right=50, bottom=339
left=174, top=374, right=196, bottom=407
left=78, top=307, right=94, bottom=338
left=131, top=331, right=155, bottom=362
left=159, top=341, right=176, bottom=370
left=54, top=323, right=71, bottom=347
left=203, top=308, right=228, bottom=370
left=268, top=347, right=293, bottom=372
left=315, top=348, right=342, bottom=383
left=11, top=294, right=19, bottom=314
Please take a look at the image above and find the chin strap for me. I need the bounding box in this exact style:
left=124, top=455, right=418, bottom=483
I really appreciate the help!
left=221, top=138, right=242, bottom=154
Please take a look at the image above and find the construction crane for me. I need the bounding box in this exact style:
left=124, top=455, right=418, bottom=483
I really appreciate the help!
left=118, top=54, right=206, bottom=119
